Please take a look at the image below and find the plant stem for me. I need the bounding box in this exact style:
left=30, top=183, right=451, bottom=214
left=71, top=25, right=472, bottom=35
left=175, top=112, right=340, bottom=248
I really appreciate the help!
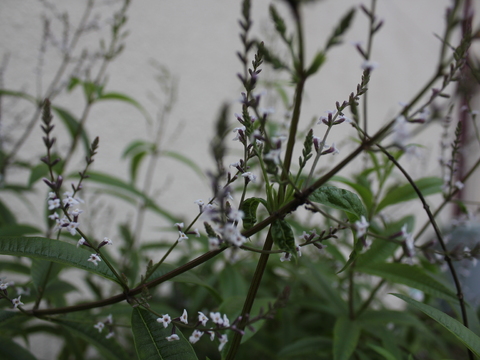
left=226, top=230, right=274, bottom=359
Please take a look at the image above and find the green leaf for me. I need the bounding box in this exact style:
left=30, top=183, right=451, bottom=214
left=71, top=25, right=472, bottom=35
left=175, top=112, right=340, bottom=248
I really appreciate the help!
left=367, top=344, right=397, bottom=360
left=77, top=171, right=179, bottom=222
left=162, top=151, right=205, bottom=181
left=0, top=224, right=42, bottom=236
left=277, top=336, right=332, bottom=358
left=130, top=150, right=148, bottom=183
left=28, top=163, right=49, bottom=187
left=240, top=197, right=268, bottom=230
left=131, top=307, right=198, bottom=360
left=332, top=175, right=373, bottom=213
left=358, top=263, right=457, bottom=301
left=326, top=8, right=356, bottom=50
left=0, top=336, right=38, bottom=360
left=376, top=177, right=442, bottom=212
left=0, top=236, right=119, bottom=283
left=301, top=258, right=347, bottom=315
left=0, top=89, right=37, bottom=104
left=31, top=259, right=63, bottom=296
left=51, top=106, right=91, bottom=154
left=305, top=51, right=326, bottom=77
left=333, top=316, right=360, bottom=360
left=271, top=219, right=296, bottom=254
left=53, top=316, right=130, bottom=360
left=0, top=199, right=16, bottom=225
left=0, top=310, right=21, bottom=325
left=97, top=92, right=152, bottom=124
left=392, top=293, right=480, bottom=357
left=309, top=185, right=367, bottom=223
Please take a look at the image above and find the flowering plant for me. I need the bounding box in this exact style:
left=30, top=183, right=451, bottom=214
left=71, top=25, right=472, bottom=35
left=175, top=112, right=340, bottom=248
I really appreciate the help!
left=1, top=0, right=480, bottom=359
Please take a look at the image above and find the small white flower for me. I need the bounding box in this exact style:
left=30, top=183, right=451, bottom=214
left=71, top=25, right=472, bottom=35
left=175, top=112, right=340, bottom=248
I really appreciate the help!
left=218, top=334, right=228, bottom=351
left=0, top=282, right=8, bottom=291
left=166, top=334, right=180, bottom=341
left=194, top=199, right=205, bottom=206
left=198, top=311, right=209, bottom=326
left=180, top=309, right=188, bottom=324
left=63, top=196, right=80, bottom=207
left=178, top=232, right=188, bottom=242
left=222, top=314, right=230, bottom=327
left=87, top=254, right=102, bottom=266
left=48, top=198, right=61, bottom=210
left=69, top=208, right=83, bottom=217
left=77, top=238, right=86, bottom=248
left=454, top=181, right=464, bottom=190
left=393, top=116, right=409, bottom=148
left=66, top=222, right=79, bottom=236
left=105, top=314, right=113, bottom=324
left=280, top=253, right=292, bottom=262
left=48, top=192, right=56, bottom=199
left=189, top=330, right=204, bottom=344
left=264, top=148, right=282, bottom=164
left=241, top=172, right=256, bottom=183
left=191, top=228, right=200, bottom=237
left=94, top=322, right=105, bottom=332
left=296, top=244, right=302, bottom=257
left=174, top=222, right=184, bottom=229
left=232, top=126, right=246, bottom=141
left=361, top=60, right=379, bottom=71
left=209, top=332, right=215, bottom=341
left=105, top=331, right=114, bottom=339
left=228, top=209, right=244, bottom=222
left=157, top=314, right=171, bottom=328
left=210, top=312, right=223, bottom=325
left=101, top=237, right=113, bottom=246
left=354, top=216, right=369, bottom=238
left=12, top=296, right=23, bottom=309
left=48, top=213, right=59, bottom=220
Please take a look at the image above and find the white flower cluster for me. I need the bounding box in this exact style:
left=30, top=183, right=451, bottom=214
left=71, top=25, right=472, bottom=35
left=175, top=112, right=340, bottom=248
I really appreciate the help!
left=157, top=309, right=230, bottom=352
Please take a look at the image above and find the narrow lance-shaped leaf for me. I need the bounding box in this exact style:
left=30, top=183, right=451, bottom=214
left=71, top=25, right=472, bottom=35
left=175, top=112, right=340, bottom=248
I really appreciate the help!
left=392, top=293, right=480, bottom=357
left=131, top=307, right=198, bottom=360
left=358, top=263, right=458, bottom=301
left=376, top=177, right=442, bottom=212
left=325, top=8, right=356, bottom=50
left=0, top=336, right=38, bottom=360
left=333, top=316, right=360, bottom=360
left=0, top=236, right=119, bottom=283
left=51, top=106, right=91, bottom=155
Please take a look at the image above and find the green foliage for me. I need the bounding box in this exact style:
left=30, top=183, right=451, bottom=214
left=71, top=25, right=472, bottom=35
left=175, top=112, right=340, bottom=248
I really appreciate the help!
left=0, top=0, right=478, bottom=359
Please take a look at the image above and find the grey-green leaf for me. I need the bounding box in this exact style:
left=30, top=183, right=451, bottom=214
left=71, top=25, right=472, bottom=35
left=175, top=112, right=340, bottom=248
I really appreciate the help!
left=271, top=219, right=296, bottom=254
left=131, top=307, right=198, bottom=360
left=309, top=185, right=367, bottom=223
left=240, top=197, right=268, bottom=230
left=392, top=293, right=480, bottom=357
